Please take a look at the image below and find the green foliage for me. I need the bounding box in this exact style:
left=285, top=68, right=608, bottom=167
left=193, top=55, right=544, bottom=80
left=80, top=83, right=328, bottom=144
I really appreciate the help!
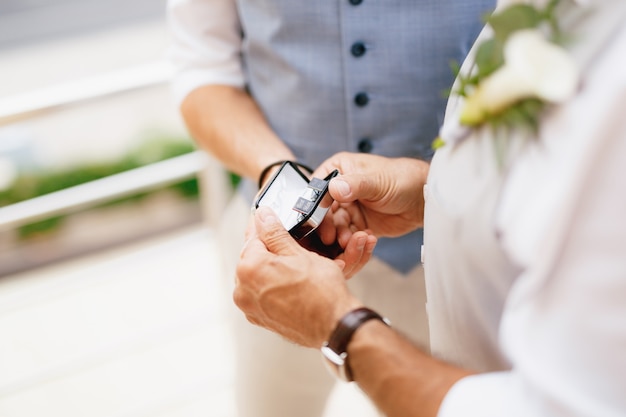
left=431, top=137, right=447, bottom=151
left=0, top=136, right=204, bottom=239
left=487, top=4, right=543, bottom=42
left=229, top=172, right=241, bottom=189
left=456, top=0, right=563, bottom=96
left=474, top=38, right=504, bottom=79
left=434, top=0, right=564, bottom=151
left=490, top=98, right=545, bottom=135
left=18, top=216, right=64, bottom=238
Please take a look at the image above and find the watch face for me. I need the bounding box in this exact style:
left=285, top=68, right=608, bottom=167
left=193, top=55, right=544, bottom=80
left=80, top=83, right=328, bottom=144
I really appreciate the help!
left=255, top=162, right=338, bottom=240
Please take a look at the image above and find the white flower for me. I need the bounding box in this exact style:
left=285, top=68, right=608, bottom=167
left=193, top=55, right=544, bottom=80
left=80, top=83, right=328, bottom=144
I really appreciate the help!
left=460, top=29, right=580, bottom=126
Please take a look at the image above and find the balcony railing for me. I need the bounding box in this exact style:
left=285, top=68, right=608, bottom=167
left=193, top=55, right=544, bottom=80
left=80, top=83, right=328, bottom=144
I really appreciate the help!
left=0, top=60, right=232, bottom=240
left=0, top=46, right=241, bottom=417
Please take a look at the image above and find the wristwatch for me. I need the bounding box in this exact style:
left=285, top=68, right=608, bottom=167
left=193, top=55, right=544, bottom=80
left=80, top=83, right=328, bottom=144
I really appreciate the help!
left=320, top=307, right=391, bottom=382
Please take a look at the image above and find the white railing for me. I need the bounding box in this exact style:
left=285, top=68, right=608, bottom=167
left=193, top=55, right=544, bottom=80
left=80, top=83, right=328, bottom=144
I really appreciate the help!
left=0, top=152, right=205, bottom=232
left=0, top=60, right=232, bottom=233
left=0, top=61, right=174, bottom=125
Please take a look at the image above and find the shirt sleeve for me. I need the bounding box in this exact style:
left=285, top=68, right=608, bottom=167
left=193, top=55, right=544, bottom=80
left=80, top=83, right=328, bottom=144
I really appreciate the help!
left=438, top=17, right=626, bottom=417
left=166, top=0, right=245, bottom=107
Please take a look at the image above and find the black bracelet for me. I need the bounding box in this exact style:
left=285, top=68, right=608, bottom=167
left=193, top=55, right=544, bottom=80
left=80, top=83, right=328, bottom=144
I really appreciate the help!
left=258, top=160, right=314, bottom=189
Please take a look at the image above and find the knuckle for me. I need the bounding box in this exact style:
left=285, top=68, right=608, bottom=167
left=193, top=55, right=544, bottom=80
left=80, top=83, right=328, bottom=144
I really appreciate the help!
left=232, top=286, right=254, bottom=314
left=232, top=287, right=245, bottom=308
left=246, top=314, right=261, bottom=326
left=235, top=260, right=253, bottom=280
left=262, top=224, right=284, bottom=242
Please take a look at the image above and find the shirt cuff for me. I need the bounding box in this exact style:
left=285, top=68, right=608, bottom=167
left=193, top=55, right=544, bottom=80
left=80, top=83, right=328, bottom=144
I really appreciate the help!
left=169, top=65, right=245, bottom=108
left=438, top=372, right=518, bottom=417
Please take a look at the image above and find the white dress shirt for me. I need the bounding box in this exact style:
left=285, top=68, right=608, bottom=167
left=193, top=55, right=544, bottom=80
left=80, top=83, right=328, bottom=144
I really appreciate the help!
left=424, top=0, right=626, bottom=416
left=166, top=0, right=245, bottom=105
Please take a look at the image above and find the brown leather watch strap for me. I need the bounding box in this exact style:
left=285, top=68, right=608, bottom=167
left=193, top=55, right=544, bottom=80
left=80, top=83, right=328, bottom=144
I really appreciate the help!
left=322, top=307, right=390, bottom=381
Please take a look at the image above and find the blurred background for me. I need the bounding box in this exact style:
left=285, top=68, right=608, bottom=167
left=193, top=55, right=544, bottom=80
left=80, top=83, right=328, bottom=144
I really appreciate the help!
left=0, top=1, right=237, bottom=416
left=0, top=2, right=369, bottom=416
left=0, top=0, right=212, bottom=273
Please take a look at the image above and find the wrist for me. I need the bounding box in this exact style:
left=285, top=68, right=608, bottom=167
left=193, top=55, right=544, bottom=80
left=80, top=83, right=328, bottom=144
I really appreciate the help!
left=257, top=164, right=282, bottom=189
left=258, top=160, right=314, bottom=189
left=320, top=306, right=391, bottom=382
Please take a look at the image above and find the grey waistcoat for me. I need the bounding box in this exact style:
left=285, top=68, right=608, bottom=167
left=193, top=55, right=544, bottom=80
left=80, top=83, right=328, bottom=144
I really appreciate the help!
left=237, top=0, right=494, bottom=272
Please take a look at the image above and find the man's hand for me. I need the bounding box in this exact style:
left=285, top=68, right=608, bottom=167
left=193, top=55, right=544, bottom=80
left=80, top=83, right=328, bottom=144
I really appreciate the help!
left=298, top=231, right=377, bottom=278
left=235, top=206, right=365, bottom=347
left=313, top=152, right=429, bottom=247
left=252, top=169, right=377, bottom=277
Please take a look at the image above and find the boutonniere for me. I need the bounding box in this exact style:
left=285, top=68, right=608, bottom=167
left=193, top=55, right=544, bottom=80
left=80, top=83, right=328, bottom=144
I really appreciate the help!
left=434, top=0, right=580, bottom=150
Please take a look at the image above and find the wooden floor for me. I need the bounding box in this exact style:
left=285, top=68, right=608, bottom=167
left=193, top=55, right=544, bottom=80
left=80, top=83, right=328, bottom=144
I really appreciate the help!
left=0, top=225, right=375, bottom=417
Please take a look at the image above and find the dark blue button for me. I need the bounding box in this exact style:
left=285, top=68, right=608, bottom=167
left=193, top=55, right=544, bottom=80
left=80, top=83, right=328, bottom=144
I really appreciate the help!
left=351, top=42, right=366, bottom=57
left=354, top=92, right=369, bottom=107
left=358, top=138, right=373, bottom=153
left=349, top=0, right=363, bottom=5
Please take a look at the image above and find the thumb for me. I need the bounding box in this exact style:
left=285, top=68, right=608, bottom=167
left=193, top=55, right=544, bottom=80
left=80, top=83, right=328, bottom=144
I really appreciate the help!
left=255, top=206, right=300, bottom=256
left=329, top=175, right=383, bottom=204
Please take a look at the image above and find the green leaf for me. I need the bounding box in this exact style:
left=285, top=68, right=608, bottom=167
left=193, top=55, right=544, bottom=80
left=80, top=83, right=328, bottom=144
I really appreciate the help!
left=517, top=99, right=545, bottom=134
left=500, top=105, right=531, bottom=127
left=443, top=60, right=463, bottom=98
left=431, top=137, right=446, bottom=150
left=543, top=0, right=561, bottom=18
left=449, top=60, right=462, bottom=77
left=474, top=38, right=504, bottom=77
left=517, top=98, right=544, bottom=116
left=490, top=98, right=545, bottom=136
left=488, top=4, right=542, bottom=42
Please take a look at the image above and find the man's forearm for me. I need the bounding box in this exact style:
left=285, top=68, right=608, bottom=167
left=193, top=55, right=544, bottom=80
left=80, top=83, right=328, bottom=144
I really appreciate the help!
left=180, top=84, right=294, bottom=183
left=349, top=320, right=474, bottom=417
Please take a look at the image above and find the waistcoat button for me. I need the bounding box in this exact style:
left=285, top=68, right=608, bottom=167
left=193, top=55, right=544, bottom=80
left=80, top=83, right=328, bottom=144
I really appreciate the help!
left=348, top=0, right=363, bottom=5
left=357, top=138, right=373, bottom=153
left=354, top=92, right=369, bottom=107
left=351, top=42, right=366, bottom=57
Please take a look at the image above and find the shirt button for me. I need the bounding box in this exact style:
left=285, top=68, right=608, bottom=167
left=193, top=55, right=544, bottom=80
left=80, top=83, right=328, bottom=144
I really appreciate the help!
left=348, top=0, right=363, bottom=5
left=354, top=92, right=369, bottom=107
left=351, top=42, right=366, bottom=57
left=357, top=138, right=373, bottom=153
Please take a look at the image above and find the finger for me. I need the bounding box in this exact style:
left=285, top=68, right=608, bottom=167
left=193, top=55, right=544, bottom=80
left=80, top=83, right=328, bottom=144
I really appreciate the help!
left=347, top=234, right=377, bottom=278
left=329, top=175, right=385, bottom=204
left=332, top=206, right=370, bottom=248
left=239, top=235, right=266, bottom=259
left=317, top=203, right=342, bottom=246
left=334, top=209, right=354, bottom=248
left=317, top=218, right=337, bottom=246
left=338, top=202, right=368, bottom=231
left=338, top=232, right=377, bottom=279
left=341, top=232, right=367, bottom=277
left=255, top=206, right=301, bottom=256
